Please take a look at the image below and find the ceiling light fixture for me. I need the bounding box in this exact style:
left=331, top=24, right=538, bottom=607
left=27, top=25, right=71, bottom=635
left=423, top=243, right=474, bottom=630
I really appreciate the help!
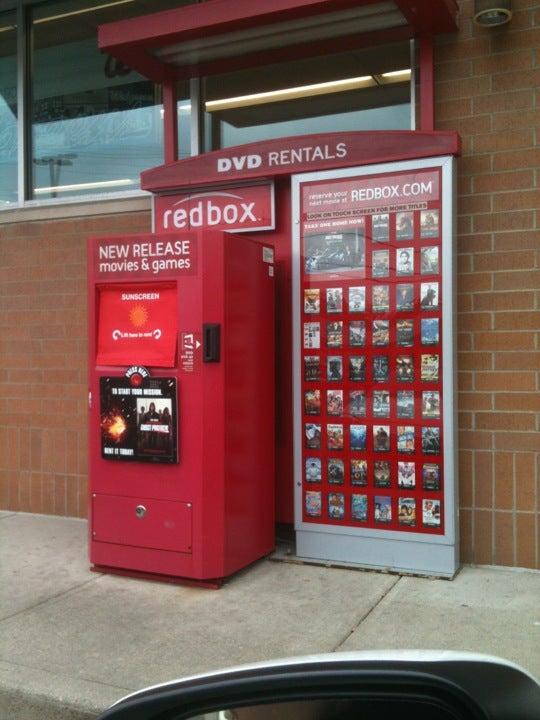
left=34, top=178, right=135, bottom=195
left=377, top=69, right=412, bottom=84
left=205, top=71, right=410, bottom=112
left=473, top=0, right=512, bottom=27
left=206, top=76, right=375, bottom=111
left=34, top=0, right=136, bottom=25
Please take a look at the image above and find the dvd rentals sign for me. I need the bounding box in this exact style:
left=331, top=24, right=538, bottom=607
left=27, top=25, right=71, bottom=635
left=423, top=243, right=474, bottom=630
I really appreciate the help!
left=153, top=183, right=275, bottom=233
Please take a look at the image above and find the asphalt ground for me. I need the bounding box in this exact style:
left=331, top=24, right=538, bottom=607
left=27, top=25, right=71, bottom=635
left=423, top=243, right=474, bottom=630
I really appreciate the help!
left=1, top=511, right=539, bottom=719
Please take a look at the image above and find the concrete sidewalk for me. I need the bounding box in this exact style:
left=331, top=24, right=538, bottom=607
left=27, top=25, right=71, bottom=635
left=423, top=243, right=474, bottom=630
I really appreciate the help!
left=1, top=511, right=539, bottom=719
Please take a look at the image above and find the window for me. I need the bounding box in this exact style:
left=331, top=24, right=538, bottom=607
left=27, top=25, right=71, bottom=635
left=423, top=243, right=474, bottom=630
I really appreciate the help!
left=3, top=2, right=413, bottom=206
left=0, top=10, right=16, bottom=205
left=30, top=0, right=192, bottom=200
left=204, top=42, right=412, bottom=151
left=2, top=0, right=192, bottom=205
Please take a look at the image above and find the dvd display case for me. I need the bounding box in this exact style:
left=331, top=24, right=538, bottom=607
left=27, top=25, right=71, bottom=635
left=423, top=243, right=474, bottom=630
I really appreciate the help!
left=292, top=157, right=458, bottom=577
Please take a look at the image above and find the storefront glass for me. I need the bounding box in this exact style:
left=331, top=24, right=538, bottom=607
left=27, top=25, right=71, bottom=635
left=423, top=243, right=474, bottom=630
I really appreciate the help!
left=2, top=2, right=411, bottom=205
left=29, top=0, right=191, bottom=201
left=204, top=42, right=412, bottom=151
left=0, top=11, right=17, bottom=205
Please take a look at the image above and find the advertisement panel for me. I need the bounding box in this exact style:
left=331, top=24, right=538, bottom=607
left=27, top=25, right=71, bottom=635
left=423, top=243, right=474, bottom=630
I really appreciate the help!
left=92, top=234, right=197, bottom=281
left=99, top=375, right=178, bottom=464
left=292, top=157, right=458, bottom=577
left=96, top=283, right=178, bottom=367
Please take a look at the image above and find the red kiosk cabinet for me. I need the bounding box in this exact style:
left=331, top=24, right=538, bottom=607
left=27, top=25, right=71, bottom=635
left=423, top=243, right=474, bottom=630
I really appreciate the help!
left=88, top=230, right=275, bottom=584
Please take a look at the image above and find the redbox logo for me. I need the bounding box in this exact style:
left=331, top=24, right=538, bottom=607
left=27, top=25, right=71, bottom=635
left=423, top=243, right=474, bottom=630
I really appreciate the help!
left=155, top=185, right=275, bottom=233
left=161, top=192, right=256, bottom=230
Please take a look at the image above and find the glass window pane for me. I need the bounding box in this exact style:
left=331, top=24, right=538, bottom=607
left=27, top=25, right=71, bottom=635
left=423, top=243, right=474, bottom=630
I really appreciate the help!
left=204, top=42, right=411, bottom=151
left=0, top=11, right=17, bottom=206
left=30, top=0, right=191, bottom=201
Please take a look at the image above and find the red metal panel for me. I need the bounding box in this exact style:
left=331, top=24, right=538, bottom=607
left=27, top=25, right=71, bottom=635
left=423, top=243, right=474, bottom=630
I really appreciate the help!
left=222, top=234, right=276, bottom=572
left=92, top=494, right=192, bottom=553
left=163, top=82, right=178, bottom=165
left=170, top=27, right=410, bottom=85
left=99, top=1, right=385, bottom=49
left=419, top=36, right=435, bottom=132
left=394, top=0, right=459, bottom=34
left=141, top=131, right=461, bottom=193
left=98, top=0, right=459, bottom=84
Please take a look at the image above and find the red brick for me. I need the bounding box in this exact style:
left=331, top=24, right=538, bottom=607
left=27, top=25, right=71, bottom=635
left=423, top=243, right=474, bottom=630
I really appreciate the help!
left=458, top=272, right=493, bottom=293
left=494, top=230, right=540, bottom=250
left=475, top=371, right=537, bottom=391
left=495, top=392, right=540, bottom=412
left=474, top=509, right=494, bottom=564
left=457, top=351, right=492, bottom=371
left=459, top=509, right=474, bottom=564
left=457, top=371, right=473, bottom=392
left=474, top=250, right=536, bottom=272
left=474, top=328, right=535, bottom=350
left=473, top=294, right=535, bottom=313
left=17, top=472, right=30, bottom=511
left=494, top=453, right=515, bottom=511
left=474, top=89, right=533, bottom=116
left=493, top=109, right=540, bottom=133
left=457, top=293, right=473, bottom=313
left=495, top=431, right=540, bottom=452
left=458, top=193, right=493, bottom=214
left=495, top=352, right=540, bottom=371
left=474, top=170, right=534, bottom=194
left=516, top=514, right=537, bottom=569
left=41, top=475, right=57, bottom=515
left=474, top=129, right=534, bottom=153
left=495, top=189, right=539, bottom=213
left=476, top=411, right=537, bottom=432
left=495, top=310, right=540, bottom=332
left=435, top=58, right=472, bottom=82
left=515, top=473, right=536, bottom=514
left=53, top=476, right=67, bottom=516
left=459, top=450, right=474, bottom=506
left=457, top=313, right=492, bottom=333
left=458, top=410, right=474, bottom=429
left=493, top=272, right=540, bottom=292
left=459, top=429, right=495, bottom=450
left=474, top=451, right=493, bottom=507
left=494, top=512, right=515, bottom=566
left=473, top=210, right=534, bottom=233
left=456, top=153, right=493, bottom=176
left=493, top=147, right=540, bottom=172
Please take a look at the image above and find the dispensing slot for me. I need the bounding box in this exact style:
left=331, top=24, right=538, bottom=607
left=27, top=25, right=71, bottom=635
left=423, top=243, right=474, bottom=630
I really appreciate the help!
left=203, top=323, right=220, bottom=362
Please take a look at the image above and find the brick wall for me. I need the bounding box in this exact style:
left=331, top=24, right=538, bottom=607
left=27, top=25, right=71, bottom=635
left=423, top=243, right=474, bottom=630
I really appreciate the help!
left=0, top=204, right=152, bottom=518
left=435, top=0, right=539, bottom=568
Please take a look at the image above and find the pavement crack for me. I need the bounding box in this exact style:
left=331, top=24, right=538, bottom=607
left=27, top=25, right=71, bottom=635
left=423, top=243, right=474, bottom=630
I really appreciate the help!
left=0, top=576, right=102, bottom=622
left=332, top=575, right=402, bottom=651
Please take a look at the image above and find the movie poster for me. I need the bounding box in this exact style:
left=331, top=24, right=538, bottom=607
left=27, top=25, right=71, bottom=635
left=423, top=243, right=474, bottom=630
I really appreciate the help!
left=100, top=376, right=177, bottom=463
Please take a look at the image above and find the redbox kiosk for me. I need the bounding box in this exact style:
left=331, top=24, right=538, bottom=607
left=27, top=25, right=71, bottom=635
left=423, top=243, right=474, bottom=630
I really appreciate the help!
left=89, top=130, right=460, bottom=582
left=137, top=131, right=460, bottom=579
left=88, top=230, right=275, bottom=584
